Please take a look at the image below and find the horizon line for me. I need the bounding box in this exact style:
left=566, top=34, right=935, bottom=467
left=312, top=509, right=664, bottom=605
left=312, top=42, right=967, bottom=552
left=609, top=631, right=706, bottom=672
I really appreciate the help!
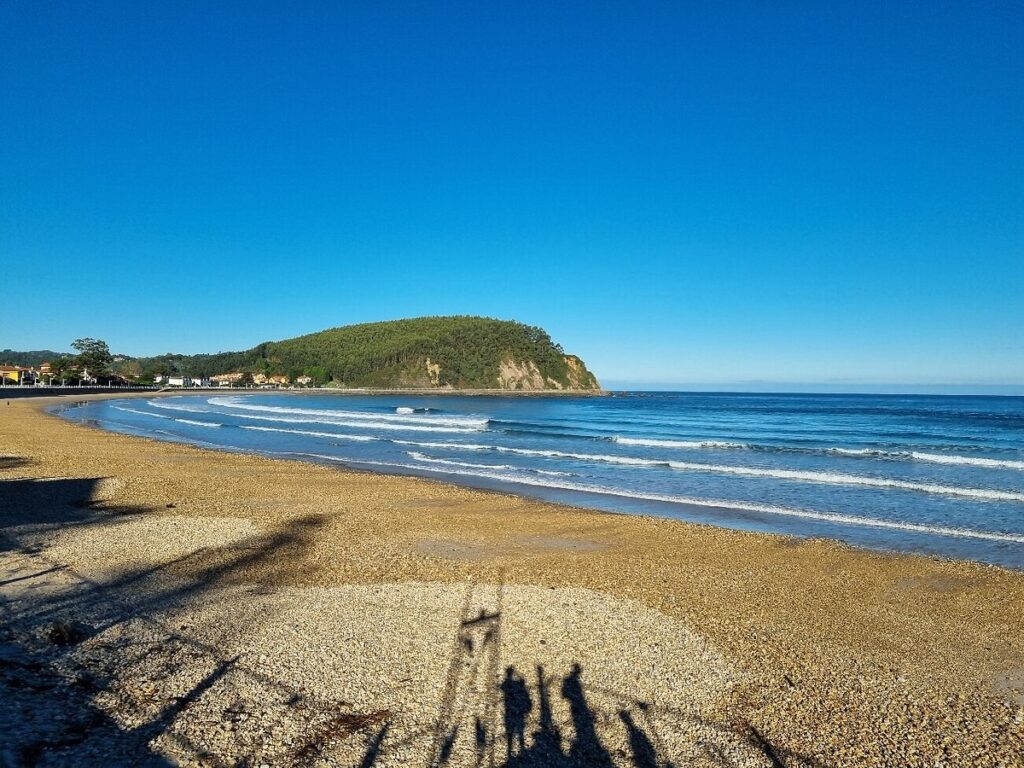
left=603, top=381, right=1024, bottom=397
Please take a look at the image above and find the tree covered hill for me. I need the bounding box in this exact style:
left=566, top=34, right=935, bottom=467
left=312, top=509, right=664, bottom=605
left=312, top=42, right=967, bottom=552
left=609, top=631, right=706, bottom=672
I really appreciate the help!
left=129, top=316, right=601, bottom=390
left=0, top=350, right=68, bottom=367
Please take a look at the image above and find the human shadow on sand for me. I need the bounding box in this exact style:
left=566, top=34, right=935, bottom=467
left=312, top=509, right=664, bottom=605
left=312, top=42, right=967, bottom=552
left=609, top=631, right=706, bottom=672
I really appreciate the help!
left=498, top=663, right=610, bottom=768
left=413, top=579, right=824, bottom=768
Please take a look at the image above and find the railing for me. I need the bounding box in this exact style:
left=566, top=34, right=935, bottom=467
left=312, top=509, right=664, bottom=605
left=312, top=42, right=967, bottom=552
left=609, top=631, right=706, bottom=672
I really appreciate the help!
left=0, top=384, right=162, bottom=390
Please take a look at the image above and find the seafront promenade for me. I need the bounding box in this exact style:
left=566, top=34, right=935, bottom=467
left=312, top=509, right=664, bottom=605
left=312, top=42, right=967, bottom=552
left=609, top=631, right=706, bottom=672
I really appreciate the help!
left=1, top=385, right=166, bottom=398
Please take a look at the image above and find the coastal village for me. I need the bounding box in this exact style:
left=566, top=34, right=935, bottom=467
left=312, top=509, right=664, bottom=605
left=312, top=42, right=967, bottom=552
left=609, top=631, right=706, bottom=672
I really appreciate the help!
left=155, top=372, right=315, bottom=388
left=0, top=362, right=313, bottom=389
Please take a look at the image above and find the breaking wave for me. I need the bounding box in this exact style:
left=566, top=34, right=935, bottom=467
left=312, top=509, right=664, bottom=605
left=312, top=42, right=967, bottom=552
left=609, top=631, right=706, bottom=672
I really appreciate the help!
left=659, top=460, right=1024, bottom=502
left=613, top=437, right=746, bottom=449
left=209, top=396, right=487, bottom=428
left=295, top=454, right=1024, bottom=545
left=405, top=451, right=572, bottom=476
left=390, top=440, right=1024, bottom=501
left=113, top=405, right=172, bottom=419
left=209, top=410, right=478, bottom=434
left=147, top=400, right=208, bottom=414
left=612, top=436, right=1024, bottom=471
left=240, top=426, right=377, bottom=442
left=864, top=450, right=1023, bottom=471
left=112, top=406, right=222, bottom=428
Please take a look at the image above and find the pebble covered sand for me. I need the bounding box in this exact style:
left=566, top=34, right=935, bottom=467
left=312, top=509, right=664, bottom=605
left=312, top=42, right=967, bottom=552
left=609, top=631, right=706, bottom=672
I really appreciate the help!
left=1, top=393, right=1023, bottom=766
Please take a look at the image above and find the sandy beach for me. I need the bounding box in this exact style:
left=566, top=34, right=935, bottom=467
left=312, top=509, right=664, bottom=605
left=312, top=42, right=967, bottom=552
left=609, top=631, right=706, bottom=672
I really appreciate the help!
left=1, top=393, right=1022, bottom=767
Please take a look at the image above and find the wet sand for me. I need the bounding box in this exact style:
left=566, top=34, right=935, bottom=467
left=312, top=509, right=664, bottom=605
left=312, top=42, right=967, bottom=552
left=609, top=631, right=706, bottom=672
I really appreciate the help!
left=1, top=393, right=1023, bottom=766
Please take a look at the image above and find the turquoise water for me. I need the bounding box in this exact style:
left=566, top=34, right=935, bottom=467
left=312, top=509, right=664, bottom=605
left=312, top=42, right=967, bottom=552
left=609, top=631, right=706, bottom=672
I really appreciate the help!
left=58, top=392, right=1024, bottom=568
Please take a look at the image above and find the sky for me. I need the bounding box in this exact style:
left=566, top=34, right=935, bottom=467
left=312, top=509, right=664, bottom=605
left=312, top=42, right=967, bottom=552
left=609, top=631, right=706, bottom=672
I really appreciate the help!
left=2, top=1, right=1022, bottom=392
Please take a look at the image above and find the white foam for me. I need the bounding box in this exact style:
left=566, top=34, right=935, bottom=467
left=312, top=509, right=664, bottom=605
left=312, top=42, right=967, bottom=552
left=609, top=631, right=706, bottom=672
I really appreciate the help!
left=909, top=451, right=1024, bottom=471
left=390, top=440, right=1024, bottom=502
left=660, top=460, right=1024, bottom=503
left=832, top=446, right=1024, bottom=472
left=829, top=448, right=897, bottom=458
left=298, top=454, right=1024, bottom=545
left=209, top=396, right=488, bottom=429
left=113, top=406, right=172, bottom=419
left=147, top=400, right=208, bottom=414
left=614, top=438, right=1024, bottom=472
left=112, top=407, right=221, bottom=429
left=396, top=406, right=415, bottom=414
left=174, top=418, right=222, bottom=428
left=405, top=452, right=577, bottom=477
left=393, top=440, right=491, bottom=450
left=614, top=437, right=746, bottom=449
left=211, top=410, right=478, bottom=434
left=406, top=452, right=518, bottom=472
left=394, top=440, right=659, bottom=464
left=240, top=425, right=377, bottom=442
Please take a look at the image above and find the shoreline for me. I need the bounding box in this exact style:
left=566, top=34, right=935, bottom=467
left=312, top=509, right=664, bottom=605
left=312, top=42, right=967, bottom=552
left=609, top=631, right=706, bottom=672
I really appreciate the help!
left=50, top=395, right=915, bottom=570
left=1, top=385, right=611, bottom=399
left=50, top=390, right=1024, bottom=571
left=3, top=393, right=1023, bottom=765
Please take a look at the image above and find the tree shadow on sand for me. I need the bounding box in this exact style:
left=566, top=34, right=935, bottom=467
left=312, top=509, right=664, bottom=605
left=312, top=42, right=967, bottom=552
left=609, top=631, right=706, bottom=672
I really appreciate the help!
left=0, top=475, right=380, bottom=766
left=0, top=454, right=33, bottom=470
left=1, top=477, right=821, bottom=767
left=0, top=476, right=154, bottom=552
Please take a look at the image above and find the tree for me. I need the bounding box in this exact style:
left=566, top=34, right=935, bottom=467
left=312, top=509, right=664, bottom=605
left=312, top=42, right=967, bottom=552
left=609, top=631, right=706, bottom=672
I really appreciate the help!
left=119, top=359, right=143, bottom=379
left=307, top=366, right=329, bottom=387
left=72, top=338, right=113, bottom=381
left=48, top=356, right=73, bottom=384
left=235, top=372, right=254, bottom=388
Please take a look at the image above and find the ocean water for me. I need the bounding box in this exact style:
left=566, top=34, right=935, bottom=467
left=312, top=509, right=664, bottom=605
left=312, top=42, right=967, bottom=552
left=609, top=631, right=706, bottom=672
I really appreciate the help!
left=56, top=392, right=1024, bottom=568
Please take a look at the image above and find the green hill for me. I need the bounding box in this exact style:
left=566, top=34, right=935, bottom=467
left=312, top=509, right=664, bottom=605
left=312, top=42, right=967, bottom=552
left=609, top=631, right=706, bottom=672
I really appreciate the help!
left=0, top=350, right=67, bottom=367
left=134, top=317, right=601, bottom=390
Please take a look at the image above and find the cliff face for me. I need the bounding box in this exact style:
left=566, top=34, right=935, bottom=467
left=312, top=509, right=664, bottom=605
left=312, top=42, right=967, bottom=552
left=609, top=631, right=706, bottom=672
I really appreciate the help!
left=564, top=354, right=600, bottom=390
left=497, top=357, right=548, bottom=390
left=495, top=355, right=601, bottom=391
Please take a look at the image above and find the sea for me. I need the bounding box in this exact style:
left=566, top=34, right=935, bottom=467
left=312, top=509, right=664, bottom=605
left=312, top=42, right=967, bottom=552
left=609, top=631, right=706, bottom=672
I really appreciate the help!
left=55, top=392, right=1024, bottom=568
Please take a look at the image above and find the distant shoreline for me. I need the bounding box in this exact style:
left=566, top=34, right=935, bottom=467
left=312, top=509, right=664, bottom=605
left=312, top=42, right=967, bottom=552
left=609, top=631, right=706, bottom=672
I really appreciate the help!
left=285, top=387, right=610, bottom=397
left=7, top=384, right=1022, bottom=400
left=1, top=386, right=610, bottom=399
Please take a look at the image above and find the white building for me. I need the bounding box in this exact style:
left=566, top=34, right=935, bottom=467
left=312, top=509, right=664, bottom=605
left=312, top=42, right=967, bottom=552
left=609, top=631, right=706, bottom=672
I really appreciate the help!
left=167, top=376, right=191, bottom=388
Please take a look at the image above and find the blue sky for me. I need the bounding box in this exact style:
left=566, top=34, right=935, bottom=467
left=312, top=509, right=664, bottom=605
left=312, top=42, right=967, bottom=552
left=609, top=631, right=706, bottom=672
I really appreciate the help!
left=2, top=1, right=1021, bottom=391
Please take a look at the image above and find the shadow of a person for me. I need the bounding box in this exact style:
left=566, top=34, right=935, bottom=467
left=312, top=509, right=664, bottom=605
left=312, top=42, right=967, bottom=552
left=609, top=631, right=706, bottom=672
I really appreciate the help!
left=561, top=663, right=614, bottom=767
left=619, top=709, right=658, bottom=768
left=501, top=666, right=533, bottom=758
